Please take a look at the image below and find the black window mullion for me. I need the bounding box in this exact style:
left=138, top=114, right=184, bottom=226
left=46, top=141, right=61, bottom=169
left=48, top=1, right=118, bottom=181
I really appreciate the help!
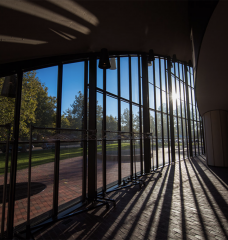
left=117, top=57, right=121, bottom=185
left=183, top=65, right=189, bottom=157
left=88, top=53, right=97, bottom=201
left=53, top=64, right=62, bottom=217
left=167, top=57, right=175, bottom=163
left=129, top=57, right=133, bottom=179
left=159, top=58, right=165, bottom=166
left=82, top=60, right=88, bottom=200
left=184, top=64, right=193, bottom=157
left=165, top=60, right=170, bottom=164
left=193, top=79, right=200, bottom=156
left=138, top=55, right=143, bottom=174
left=7, top=71, right=23, bottom=239
left=174, top=63, right=180, bottom=161
left=153, top=58, right=158, bottom=168
left=102, top=68, right=106, bottom=192
left=190, top=88, right=196, bottom=156
left=178, top=63, right=185, bottom=160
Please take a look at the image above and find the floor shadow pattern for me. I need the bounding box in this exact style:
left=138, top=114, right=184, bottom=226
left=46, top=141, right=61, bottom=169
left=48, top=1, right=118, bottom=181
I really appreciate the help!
left=33, top=156, right=228, bottom=240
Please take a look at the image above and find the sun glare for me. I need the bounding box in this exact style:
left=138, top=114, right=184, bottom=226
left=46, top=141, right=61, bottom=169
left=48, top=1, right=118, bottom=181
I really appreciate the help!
left=172, top=92, right=179, bottom=102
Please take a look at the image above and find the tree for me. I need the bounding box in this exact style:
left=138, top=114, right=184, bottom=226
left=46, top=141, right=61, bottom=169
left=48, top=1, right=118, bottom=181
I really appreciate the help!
left=121, top=108, right=130, bottom=132
left=63, top=91, right=84, bottom=129
left=0, top=77, right=15, bottom=141
left=20, top=71, right=57, bottom=141
left=0, top=71, right=57, bottom=141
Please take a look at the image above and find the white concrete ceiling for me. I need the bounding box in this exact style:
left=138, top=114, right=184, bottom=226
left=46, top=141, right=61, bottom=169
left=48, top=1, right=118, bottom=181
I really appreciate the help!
left=0, top=0, right=192, bottom=64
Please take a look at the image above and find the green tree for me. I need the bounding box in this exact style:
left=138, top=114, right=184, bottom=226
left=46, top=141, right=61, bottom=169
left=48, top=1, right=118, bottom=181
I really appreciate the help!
left=97, top=104, right=103, bottom=139
left=63, top=91, right=84, bottom=129
left=121, top=108, right=130, bottom=132
left=0, top=77, right=15, bottom=140
left=0, top=72, right=57, bottom=141
left=20, top=71, right=57, bottom=140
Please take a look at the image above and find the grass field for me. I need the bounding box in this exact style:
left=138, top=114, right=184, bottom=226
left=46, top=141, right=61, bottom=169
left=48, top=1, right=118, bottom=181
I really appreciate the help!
left=0, top=141, right=173, bottom=175
left=0, top=142, right=133, bottom=175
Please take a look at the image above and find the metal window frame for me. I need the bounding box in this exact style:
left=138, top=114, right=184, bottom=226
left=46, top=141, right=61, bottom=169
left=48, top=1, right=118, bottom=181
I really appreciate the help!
left=0, top=52, right=205, bottom=239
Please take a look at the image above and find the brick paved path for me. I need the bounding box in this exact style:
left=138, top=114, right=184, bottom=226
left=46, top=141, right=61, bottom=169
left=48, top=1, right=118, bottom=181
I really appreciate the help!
left=33, top=155, right=228, bottom=240
left=0, top=155, right=141, bottom=232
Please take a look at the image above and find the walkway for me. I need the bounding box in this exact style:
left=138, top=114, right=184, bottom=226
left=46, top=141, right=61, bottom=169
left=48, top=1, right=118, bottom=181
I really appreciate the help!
left=32, top=155, right=228, bottom=239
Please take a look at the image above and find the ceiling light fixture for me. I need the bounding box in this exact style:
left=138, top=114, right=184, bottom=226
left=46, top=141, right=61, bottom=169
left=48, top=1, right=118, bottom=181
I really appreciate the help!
left=172, top=54, right=177, bottom=63
left=98, top=48, right=111, bottom=69
left=148, top=49, right=155, bottom=62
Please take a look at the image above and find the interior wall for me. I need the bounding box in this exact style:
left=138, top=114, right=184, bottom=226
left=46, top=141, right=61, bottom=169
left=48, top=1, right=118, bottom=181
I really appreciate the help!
left=195, top=1, right=228, bottom=116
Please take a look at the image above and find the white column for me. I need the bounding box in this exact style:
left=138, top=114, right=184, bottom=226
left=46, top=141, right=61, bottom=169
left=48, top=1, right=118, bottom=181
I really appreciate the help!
left=203, top=110, right=228, bottom=167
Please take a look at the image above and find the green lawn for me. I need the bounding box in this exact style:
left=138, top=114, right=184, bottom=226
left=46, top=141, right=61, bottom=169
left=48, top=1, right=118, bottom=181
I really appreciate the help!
left=0, top=142, right=162, bottom=175
left=0, top=142, right=131, bottom=174
left=0, top=147, right=83, bottom=175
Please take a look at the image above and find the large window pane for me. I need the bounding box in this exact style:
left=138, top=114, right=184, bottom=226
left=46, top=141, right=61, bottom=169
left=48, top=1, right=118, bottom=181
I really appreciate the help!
left=148, top=63, right=154, bottom=84
left=150, top=110, right=155, bottom=136
left=131, top=57, right=139, bottom=103
left=0, top=76, right=16, bottom=230
left=176, top=79, right=180, bottom=97
left=97, top=92, right=103, bottom=190
left=132, top=105, right=140, bottom=133
left=133, top=139, right=141, bottom=175
left=121, top=101, right=130, bottom=132
left=177, top=98, right=181, bottom=117
left=180, top=64, right=183, bottom=81
left=155, top=58, right=160, bottom=88
left=188, top=87, right=192, bottom=104
left=164, top=138, right=169, bottom=165
left=97, top=59, right=103, bottom=89
left=156, top=87, right=161, bottom=111
left=162, top=91, right=167, bottom=113
left=120, top=57, right=129, bottom=100
left=161, top=59, right=166, bottom=91
left=16, top=66, right=58, bottom=228
left=192, top=89, right=195, bottom=105
left=121, top=140, right=130, bottom=180
left=107, top=58, right=117, bottom=95
left=120, top=101, right=131, bottom=182
left=158, top=138, right=163, bottom=167
left=106, top=141, right=118, bottom=187
left=149, top=84, right=155, bottom=109
left=62, top=62, right=84, bottom=129
left=58, top=139, right=83, bottom=212
left=163, top=114, right=168, bottom=138
left=156, top=112, right=162, bottom=138
left=106, top=96, right=118, bottom=132
left=182, top=101, right=186, bottom=118
left=20, top=68, right=57, bottom=140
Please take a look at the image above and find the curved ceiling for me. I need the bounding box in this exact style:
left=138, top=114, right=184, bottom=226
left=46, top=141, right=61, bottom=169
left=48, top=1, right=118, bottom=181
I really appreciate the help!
left=196, top=1, right=228, bottom=116
left=0, top=0, right=192, bottom=64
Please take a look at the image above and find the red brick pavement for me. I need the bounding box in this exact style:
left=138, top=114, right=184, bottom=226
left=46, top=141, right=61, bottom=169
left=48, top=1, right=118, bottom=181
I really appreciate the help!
left=33, top=155, right=228, bottom=240
left=0, top=154, right=142, bottom=232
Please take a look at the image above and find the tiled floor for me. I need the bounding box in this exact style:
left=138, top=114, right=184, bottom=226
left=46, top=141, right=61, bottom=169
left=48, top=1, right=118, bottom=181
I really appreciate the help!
left=30, top=155, right=228, bottom=240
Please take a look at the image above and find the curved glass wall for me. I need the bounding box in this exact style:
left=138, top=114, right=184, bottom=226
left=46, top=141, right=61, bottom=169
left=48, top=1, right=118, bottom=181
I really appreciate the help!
left=0, top=53, right=204, bottom=236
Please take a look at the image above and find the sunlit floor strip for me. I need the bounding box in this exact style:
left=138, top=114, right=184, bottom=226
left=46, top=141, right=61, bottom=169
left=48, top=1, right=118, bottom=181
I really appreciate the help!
left=33, top=156, right=228, bottom=240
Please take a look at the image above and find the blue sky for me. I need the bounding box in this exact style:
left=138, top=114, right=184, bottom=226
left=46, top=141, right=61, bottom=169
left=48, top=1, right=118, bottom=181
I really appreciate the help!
left=35, top=57, right=163, bottom=117
left=36, top=62, right=84, bottom=115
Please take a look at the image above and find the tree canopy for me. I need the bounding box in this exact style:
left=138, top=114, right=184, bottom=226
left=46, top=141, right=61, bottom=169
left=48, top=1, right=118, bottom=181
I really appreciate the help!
left=0, top=71, right=57, bottom=141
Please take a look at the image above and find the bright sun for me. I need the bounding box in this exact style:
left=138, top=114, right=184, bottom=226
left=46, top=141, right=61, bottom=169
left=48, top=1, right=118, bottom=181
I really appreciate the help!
left=172, top=92, right=179, bottom=101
